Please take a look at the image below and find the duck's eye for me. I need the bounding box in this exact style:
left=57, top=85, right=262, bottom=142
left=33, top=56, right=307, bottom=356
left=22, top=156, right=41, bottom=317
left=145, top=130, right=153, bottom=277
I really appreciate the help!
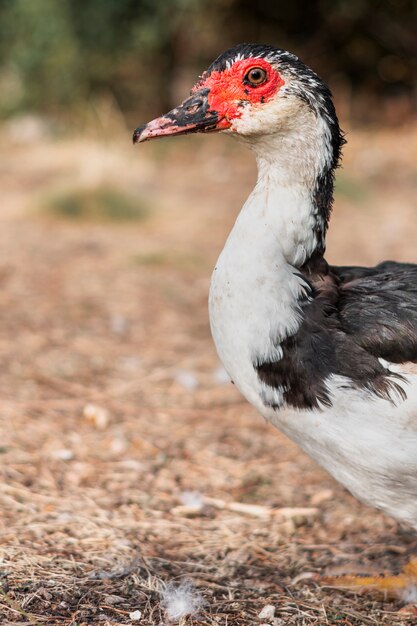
left=245, top=67, right=267, bottom=86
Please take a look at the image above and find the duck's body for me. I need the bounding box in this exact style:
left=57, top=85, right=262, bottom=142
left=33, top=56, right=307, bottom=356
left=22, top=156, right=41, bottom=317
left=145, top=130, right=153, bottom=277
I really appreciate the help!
left=134, top=44, right=417, bottom=531
left=209, top=161, right=417, bottom=529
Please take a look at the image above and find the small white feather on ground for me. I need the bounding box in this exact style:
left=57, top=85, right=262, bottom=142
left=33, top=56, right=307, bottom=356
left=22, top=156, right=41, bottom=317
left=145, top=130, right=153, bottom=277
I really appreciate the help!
left=179, top=490, right=204, bottom=507
left=402, top=585, right=417, bottom=604
left=161, top=580, right=204, bottom=621
left=258, top=604, right=275, bottom=620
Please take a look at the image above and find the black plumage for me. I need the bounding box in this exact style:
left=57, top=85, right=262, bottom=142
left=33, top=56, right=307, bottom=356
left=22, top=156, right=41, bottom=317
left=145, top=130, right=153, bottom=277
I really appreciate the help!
left=336, top=261, right=417, bottom=363
left=256, top=256, right=417, bottom=410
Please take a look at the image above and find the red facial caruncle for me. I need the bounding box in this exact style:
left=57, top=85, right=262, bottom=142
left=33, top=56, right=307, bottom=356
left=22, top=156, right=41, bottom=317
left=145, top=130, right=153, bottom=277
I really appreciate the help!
left=133, top=55, right=285, bottom=144
left=192, top=57, right=285, bottom=129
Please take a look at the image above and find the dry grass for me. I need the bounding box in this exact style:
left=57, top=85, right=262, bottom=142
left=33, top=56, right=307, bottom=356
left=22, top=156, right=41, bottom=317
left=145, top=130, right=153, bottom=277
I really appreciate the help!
left=0, top=118, right=417, bottom=625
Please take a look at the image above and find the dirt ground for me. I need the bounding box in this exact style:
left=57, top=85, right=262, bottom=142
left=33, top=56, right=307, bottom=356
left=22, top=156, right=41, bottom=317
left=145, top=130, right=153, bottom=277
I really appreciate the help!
left=0, top=116, right=417, bottom=625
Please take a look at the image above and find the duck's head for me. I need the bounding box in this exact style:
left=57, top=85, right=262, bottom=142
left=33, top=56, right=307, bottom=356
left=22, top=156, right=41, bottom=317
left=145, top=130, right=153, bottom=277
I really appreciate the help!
left=133, top=43, right=343, bottom=168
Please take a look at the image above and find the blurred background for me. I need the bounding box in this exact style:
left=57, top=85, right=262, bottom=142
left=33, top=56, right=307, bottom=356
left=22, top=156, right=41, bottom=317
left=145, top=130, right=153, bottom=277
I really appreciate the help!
left=0, top=4, right=417, bottom=622
left=0, top=0, right=416, bottom=124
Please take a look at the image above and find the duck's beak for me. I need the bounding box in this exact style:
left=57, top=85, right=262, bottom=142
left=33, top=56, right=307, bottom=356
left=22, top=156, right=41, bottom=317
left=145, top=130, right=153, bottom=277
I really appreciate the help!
left=133, top=88, right=225, bottom=144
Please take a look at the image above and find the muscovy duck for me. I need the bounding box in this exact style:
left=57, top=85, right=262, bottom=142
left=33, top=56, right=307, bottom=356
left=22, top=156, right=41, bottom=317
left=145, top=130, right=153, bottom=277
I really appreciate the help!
left=134, top=44, right=417, bottom=595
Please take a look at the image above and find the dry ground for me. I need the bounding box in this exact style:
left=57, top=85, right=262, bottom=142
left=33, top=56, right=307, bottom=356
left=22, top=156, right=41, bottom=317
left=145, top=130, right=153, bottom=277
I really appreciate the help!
left=0, top=116, right=417, bottom=625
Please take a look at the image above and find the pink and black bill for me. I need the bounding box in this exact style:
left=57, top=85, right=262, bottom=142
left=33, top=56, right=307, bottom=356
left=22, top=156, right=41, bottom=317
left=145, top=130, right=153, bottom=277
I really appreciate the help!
left=133, top=88, right=220, bottom=144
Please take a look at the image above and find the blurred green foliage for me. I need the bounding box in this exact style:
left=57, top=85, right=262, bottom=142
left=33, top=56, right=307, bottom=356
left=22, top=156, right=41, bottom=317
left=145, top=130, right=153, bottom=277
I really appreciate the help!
left=0, top=0, right=415, bottom=121
left=43, top=185, right=149, bottom=221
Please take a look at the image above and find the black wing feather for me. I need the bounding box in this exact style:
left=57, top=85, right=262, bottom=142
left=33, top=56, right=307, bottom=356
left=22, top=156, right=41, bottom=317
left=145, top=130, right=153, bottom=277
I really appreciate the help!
left=334, top=261, right=417, bottom=363
left=255, top=257, right=416, bottom=410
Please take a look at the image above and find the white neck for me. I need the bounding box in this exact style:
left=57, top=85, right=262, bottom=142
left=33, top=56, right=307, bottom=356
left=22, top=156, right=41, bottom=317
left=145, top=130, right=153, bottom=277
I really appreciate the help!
left=209, top=117, right=334, bottom=408
left=248, top=155, right=317, bottom=268
left=239, top=104, right=334, bottom=265
left=238, top=120, right=333, bottom=265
